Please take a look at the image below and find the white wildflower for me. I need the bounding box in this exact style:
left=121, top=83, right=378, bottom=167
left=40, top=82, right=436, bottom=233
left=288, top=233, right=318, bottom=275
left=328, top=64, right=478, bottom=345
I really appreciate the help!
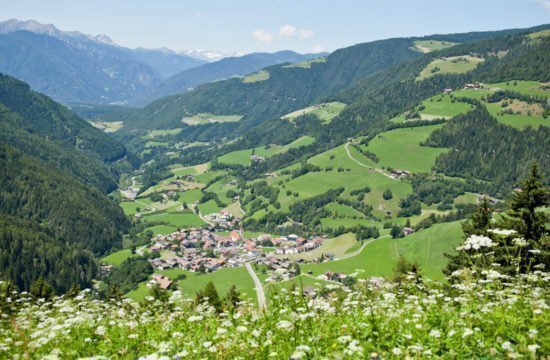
left=236, top=326, right=248, bottom=333
left=462, top=235, right=495, bottom=250
left=502, top=341, right=513, bottom=351
left=463, top=328, right=474, bottom=338
left=512, top=238, right=527, bottom=247
left=276, top=320, right=294, bottom=332
left=488, top=229, right=516, bottom=236
left=392, top=348, right=402, bottom=355
left=429, top=329, right=441, bottom=338
left=528, top=344, right=540, bottom=353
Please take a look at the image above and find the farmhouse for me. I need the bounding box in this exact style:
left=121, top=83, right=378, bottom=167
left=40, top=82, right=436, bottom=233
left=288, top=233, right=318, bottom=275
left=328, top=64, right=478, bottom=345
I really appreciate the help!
left=151, top=274, right=172, bottom=290
left=250, top=155, right=265, bottom=162
left=403, top=227, right=415, bottom=236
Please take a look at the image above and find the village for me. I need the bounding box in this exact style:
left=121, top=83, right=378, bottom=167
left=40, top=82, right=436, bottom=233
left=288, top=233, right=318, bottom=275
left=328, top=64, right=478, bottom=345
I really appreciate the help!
left=146, top=227, right=329, bottom=288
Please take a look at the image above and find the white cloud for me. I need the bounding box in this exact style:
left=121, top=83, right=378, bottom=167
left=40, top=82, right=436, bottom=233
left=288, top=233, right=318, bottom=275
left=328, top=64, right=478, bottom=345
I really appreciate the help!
left=311, top=45, right=325, bottom=53
left=253, top=25, right=314, bottom=44
left=536, top=0, right=550, bottom=10
left=252, top=29, right=274, bottom=44
left=279, top=24, right=297, bottom=38
left=299, top=29, right=314, bottom=39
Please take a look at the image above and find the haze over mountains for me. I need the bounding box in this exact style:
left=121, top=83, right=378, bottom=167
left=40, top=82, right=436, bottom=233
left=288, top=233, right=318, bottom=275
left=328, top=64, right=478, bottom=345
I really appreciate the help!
left=0, top=19, right=322, bottom=105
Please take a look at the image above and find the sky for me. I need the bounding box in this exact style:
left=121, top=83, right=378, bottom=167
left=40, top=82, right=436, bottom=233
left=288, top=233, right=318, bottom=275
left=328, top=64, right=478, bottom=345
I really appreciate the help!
left=1, top=0, right=549, bottom=55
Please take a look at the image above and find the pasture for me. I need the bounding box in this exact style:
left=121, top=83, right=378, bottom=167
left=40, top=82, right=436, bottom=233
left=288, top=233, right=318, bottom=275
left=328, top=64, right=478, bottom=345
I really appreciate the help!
left=412, top=40, right=456, bottom=53
left=302, top=221, right=463, bottom=281
left=282, top=102, right=346, bottom=124
left=417, top=55, right=484, bottom=80
left=181, top=113, right=242, bottom=126
left=418, top=94, right=474, bottom=119
left=362, top=125, right=448, bottom=173
left=242, top=70, right=269, bottom=83
left=218, top=136, right=315, bottom=166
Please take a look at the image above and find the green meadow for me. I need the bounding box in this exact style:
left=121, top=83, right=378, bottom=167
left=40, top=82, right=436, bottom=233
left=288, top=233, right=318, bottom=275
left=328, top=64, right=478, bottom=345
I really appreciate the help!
left=417, top=55, right=484, bottom=80
left=282, top=102, right=346, bottom=124
left=362, top=125, right=448, bottom=173
left=419, top=94, right=474, bottom=119
left=101, top=249, right=138, bottom=266
left=181, top=113, right=243, bottom=126
left=302, top=221, right=463, bottom=281
left=242, top=70, right=269, bottom=83
left=412, top=40, right=456, bottom=53
left=218, top=136, right=315, bottom=166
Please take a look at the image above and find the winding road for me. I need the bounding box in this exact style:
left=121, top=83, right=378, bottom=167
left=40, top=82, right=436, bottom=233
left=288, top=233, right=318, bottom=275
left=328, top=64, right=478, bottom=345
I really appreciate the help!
left=344, top=143, right=396, bottom=181
left=245, top=262, right=267, bottom=309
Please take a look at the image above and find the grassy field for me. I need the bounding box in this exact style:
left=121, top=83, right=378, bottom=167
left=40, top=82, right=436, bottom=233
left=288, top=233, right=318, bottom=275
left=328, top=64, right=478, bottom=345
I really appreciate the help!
left=283, top=233, right=358, bottom=261
left=527, top=29, right=550, bottom=40
left=178, top=267, right=257, bottom=303
left=143, top=211, right=205, bottom=228
left=362, top=125, right=448, bottom=173
left=140, top=224, right=178, bottom=236
left=320, top=217, right=382, bottom=230
left=419, top=94, right=474, bottom=119
left=488, top=80, right=549, bottom=97
left=282, top=102, right=346, bottom=124
left=218, top=136, right=315, bottom=166
left=101, top=249, right=137, bottom=266
left=198, top=199, right=222, bottom=215
left=242, top=70, right=269, bottom=83
left=325, top=202, right=365, bottom=218
left=90, top=121, right=124, bottom=133
left=125, top=282, right=149, bottom=302
left=181, top=113, right=243, bottom=126
left=302, top=221, right=464, bottom=281
left=120, top=201, right=146, bottom=216
left=417, top=55, right=484, bottom=80
left=412, top=40, right=456, bottom=53
left=282, top=57, right=327, bottom=68
left=145, top=128, right=182, bottom=138
left=178, top=189, right=203, bottom=205
left=485, top=102, right=548, bottom=129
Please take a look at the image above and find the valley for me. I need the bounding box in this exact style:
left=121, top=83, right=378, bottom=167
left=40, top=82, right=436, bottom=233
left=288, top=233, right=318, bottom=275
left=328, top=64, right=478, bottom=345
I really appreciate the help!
left=0, top=13, right=548, bottom=358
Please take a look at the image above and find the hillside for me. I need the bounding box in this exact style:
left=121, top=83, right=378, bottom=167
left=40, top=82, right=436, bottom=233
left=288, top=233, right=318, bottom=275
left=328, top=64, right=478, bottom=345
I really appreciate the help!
left=0, top=73, right=130, bottom=292
left=130, top=51, right=326, bottom=105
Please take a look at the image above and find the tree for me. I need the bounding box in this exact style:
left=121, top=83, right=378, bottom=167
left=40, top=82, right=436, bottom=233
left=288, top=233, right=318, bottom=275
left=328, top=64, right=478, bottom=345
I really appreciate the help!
left=196, top=282, right=222, bottom=312
left=30, top=278, right=54, bottom=300
left=224, top=285, right=241, bottom=309
left=149, top=283, right=169, bottom=303
left=500, top=163, right=549, bottom=241
left=383, top=188, right=393, bottom=200
left=462, top=197, right=492, bottom=237
left=392, top=257, right=421, bottom=284
left=390, top=225, right=404, bottom=239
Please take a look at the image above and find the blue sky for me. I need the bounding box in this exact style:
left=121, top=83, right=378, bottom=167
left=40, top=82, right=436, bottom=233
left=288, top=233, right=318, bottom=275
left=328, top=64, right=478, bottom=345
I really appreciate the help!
left=1, top=0, right=549, bottom=54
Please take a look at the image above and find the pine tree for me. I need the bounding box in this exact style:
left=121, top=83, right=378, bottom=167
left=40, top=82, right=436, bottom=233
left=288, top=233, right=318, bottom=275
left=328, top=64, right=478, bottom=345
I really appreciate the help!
left=224, top=285, right=241, bottom=309
left=196, top=282, right=222, bottom=312
left=501, top=163, right=549, bottom=241
left=30, top=278, right=54, bottom=300
left=462, top=197, right=492, bottom=237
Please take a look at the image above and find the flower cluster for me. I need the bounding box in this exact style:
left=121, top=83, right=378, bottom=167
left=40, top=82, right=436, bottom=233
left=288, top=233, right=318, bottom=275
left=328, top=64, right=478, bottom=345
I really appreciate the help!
left=457, top=235, right=495, bottom=251
left=0, top=271, right=547, bottom=358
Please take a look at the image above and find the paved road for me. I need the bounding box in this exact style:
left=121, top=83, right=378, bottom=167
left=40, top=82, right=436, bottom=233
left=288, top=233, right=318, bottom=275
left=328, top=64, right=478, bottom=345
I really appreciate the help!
left=245, top=262, right=267, bottom=309
left=344, top=143, right=396, bottom=180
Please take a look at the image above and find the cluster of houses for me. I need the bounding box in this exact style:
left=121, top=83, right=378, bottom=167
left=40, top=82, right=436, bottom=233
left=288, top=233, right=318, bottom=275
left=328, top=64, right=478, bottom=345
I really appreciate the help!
left=443, top=82, right=483, bottom=95
left=270, top=234, right=324, bottom=255
left=389, top=169, right=411, bottom=179
left=148, top=228, right=257, bottom=273
left=204, top=210, right=241, bottom=229
left=255, top=255, right=302, bottom=282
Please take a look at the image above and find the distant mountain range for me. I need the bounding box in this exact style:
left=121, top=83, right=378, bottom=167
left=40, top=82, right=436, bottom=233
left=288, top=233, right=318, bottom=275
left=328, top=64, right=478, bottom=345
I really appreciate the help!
left=0, top=19, right=322, bottom=105
left=129, top=50, right=327, bottom=105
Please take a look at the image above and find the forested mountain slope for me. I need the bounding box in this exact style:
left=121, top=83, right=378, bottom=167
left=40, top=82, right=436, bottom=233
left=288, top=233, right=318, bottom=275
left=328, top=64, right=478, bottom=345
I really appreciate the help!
left=130, top=51, right=324, bottom=105
left=0, top=74, right=130, bottom=292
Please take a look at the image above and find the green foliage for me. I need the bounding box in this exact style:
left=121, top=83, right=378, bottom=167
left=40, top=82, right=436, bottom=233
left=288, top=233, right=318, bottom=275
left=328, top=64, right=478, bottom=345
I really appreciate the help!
left=106, top=256, right=153, bottom=294
left=425, top=107, right=549, bottom=197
